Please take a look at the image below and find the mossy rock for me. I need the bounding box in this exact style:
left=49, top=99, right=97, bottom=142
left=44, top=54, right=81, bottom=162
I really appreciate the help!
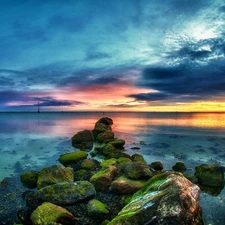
left=101, top=220, right=111, bottom=225
left=31, top=202, right=76, bottom=225
left=71, top=129, right=94, bottom=150
left=38, top=181, right=96, bottom=205
left=90, top=166, right=117, bottom=191
left=102, top=144, right=117, bottom=156
left=150, top=161, right=163, bottom=171
left=37, top=165, right=74, bottom=190
left=58, top=151, right=88, bottom=166
left=111, top=176, right=147, bottom=194
left=81, top=159, right=96, bottom=170
left=87, top=199, right=109, bottom=218
left=107, top=151, right=131, bottom=160
left=108, top=139, right=125, bottom=148
left=172, top=162, right=187, bottom=173
left=131, top=154, right=147, bottom=164
left=100, top=158, right=118, bottom=167
left=97, top=130, right=114, bottom=143
left=117, top=157, right=132, bottom=165
left=74, top=169, right=89, bottom=180
left=20, top=171, right=39, bottom=189
left=184, top=174, right=198, bottom=184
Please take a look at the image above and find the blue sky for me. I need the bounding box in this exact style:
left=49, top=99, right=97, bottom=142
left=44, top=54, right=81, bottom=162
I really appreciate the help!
left=1, top=0, right=225, bottom=111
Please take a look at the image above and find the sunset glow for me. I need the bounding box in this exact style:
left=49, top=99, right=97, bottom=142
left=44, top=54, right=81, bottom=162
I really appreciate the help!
left=1, top=0, right=225, bottom=112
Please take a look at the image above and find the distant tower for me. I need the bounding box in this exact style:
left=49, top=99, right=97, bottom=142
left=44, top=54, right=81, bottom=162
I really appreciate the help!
left=38, top=102, right=40, bottom=113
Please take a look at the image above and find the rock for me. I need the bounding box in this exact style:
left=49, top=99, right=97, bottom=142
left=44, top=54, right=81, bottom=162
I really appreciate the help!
left=71, top=130, right=94, bottom=150
left=102, top=144, right=117, bottom=156
left=37, top=165, right=74, bottom=190
left=90, top=166, right=117, bottom=191
left=101, top=220, right=111, bottom=225
left=150, top=161, right=163, bottom=171
left=123, top=162, right=154, bottom=180
left=100, top=158, right=118, bottom=167
left=195, top=164, right=225, bottom=195
left=108, top=139, right=125, bottom=149
left=131, top=153, right=147, bottom=164
left=172, top=161, right=187, bottom=173
left=184, top=174, right=198, bottom=184
left=38, top=181, right=96, bottom=205
left=117, top=157, right=132, bottom=165
left=93, top=118, right=113, bottom=138
left=111, top=176, right=147, bottom=194
left=20, top=171, right=39, bottom=189
left=96, top=130, right=114, bottom=143
left=81, top=159, right=96, bottom=170
left=58, top=151, right=88, bottom=166
left=31, top=202, right=76, bottom=225
left=87, top=199, right=109, bottom=218
left=107, top=151, right=131, bottom=160
left=108, top=171, right=204, bottom=225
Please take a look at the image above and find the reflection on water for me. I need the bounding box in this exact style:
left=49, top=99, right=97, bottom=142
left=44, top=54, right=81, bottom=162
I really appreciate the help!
left=0, top=112, right=225, bottom=224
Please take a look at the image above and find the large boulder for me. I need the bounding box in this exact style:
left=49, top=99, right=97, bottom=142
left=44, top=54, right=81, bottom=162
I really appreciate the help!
left=31, top=202, right=76, bottom=225
left=92, top=117, right=113, bottom=138
left=96, top=130, right=114, bottom=143
left=58, top=151, right=88, bottom=166
left=90, top=166, right=117, bottom=191
left=37, top=165, right=74, bottom=190
left=111, top=176, right=147, bottom=194
left=108, top=171, right=204, bottom=225
left=71, top=130, right=94, bottom=150
left=38, top=181, right=96, bottom=205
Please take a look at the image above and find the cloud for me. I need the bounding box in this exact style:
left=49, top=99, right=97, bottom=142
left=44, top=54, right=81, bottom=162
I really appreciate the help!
left=86, top=52, right=111, bottom=61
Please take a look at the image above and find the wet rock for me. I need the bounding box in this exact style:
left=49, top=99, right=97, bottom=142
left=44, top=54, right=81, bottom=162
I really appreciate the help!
left=81, top=159, right=96, bottom=170
left=90, top=166, right=117, bottom=191
left=100, top=158, right=118, bottom=167
left=31, top=202, right=76, bottom=225
left=71, top=130, right=94, bottom=150
left=172, top=161, right=187, bottom=173
left=195, top=164, right=225, bottom=195
left=87, top=199, right=109, bottom=218
left=108, top=171, right=204, bottom=225
left=131, top=153, right=147, bottom=164
left=150, top=161, right=163, bottom=171
left=37, top=165, right=74, bottom=189
left=123, top=162, right=154, bottom=180
left=102, top=144, right=117, bottom=156
left=111, top=176, right=147, bottom=194
left=38, top=181, right=96, bottom=205
left=97, top=130, right=114, bottom=143
left=20, top=171, right=39, bottom=189
left=108, top=139, right=125, bottom=149
left=93, top=118, right=113, bottom=138
left=58, top=151, right=88, bottom=166
left=107, top=151, right=131, bottom=160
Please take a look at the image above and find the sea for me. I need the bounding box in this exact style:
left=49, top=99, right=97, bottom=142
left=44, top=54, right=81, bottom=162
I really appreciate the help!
left=1, top=111, right=225, bottom=224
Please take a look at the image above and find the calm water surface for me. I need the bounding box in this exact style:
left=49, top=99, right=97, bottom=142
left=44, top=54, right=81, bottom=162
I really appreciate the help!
left=1, top=112, right=225, bottom=224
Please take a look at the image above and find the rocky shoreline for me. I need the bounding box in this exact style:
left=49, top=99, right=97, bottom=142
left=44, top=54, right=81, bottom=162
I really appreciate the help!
left=17, top=117, right=225, bottom=225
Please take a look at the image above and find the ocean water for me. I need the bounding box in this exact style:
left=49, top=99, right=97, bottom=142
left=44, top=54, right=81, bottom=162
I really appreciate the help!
left=1, top=111, right=225, bottom=224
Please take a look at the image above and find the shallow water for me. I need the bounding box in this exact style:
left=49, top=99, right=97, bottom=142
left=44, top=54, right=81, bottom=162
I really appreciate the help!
left=1, top=111, right=225, bottom=224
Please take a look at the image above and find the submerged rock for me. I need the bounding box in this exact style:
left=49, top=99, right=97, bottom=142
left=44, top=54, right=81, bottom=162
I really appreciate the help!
left=31, top=202, right=76, bottom=225
left=108, top=171, right=204, bottom=225
left=58, top=151, right=88, bottom=166
left=71, top=130, right=94, bottom=150
left=20, top=171, right=39, bottom=189
left=195, top=164, right=225, bottom=195
left=172, top=161, right=187, bottom=173
left=38, top=181, right=96, bottom=205
left=37, top=165, right=74, bottom=189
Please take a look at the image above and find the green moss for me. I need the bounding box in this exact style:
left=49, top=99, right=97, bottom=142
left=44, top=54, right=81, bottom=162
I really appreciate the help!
left=131, top=154, right=147, bottom=164
left=100, top=158, right=118, bottom=167
left=58, top=151, right=88, bottom=166
left=81, top=159, right=96, bottom=170
left=20, top=171, right=39, bottom=189
left=102, top=144, right=116, bottom=156
left=101, top=220, right=111, bottom=225
left=87, top=199, right=109, bottom=217
left=74, top=169, right=88, bottom=180
left=117, top=157, right=132, bottom=165
left=108, top=139, right=125, bottom=148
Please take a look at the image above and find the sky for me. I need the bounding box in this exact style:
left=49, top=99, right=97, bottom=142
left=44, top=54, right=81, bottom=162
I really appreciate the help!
left=1, top=0, right=225, bottom=112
